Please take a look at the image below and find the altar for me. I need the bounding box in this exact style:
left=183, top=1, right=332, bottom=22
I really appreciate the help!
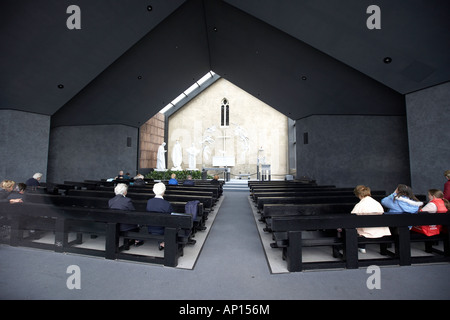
left=212, top=156, right=235, bottom=167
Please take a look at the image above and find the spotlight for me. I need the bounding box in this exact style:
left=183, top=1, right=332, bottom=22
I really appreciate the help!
left=213, top=27, right=218, bottom=32
left=147, top=5, right=152, bottom=11
left=58, top=84, right=64, bottom=89
left=137, top=76, right=142, bottom=80
left=301, top=76, right=307, bottom=81
left=383, top=57, right=392, bottom=64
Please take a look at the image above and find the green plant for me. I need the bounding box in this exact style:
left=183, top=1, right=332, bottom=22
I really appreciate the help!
left=144, top=170, right=207, bottom=180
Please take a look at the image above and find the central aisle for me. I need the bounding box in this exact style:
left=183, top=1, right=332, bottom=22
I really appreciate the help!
left=194, top=190, right=270, bottom=279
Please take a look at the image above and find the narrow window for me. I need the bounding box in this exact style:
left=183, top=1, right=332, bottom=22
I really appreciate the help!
left=221, top=98, right=229, bottom=127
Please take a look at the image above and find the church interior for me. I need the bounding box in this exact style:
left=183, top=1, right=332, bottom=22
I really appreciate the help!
left=1, top=0, right=450, bottom=301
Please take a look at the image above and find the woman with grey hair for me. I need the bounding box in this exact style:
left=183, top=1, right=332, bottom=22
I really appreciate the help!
left=108, top=183, right=142, bottom=248
left=146, top=182, right=174, bottom=250
left=25, top=173, right=42, bottom=187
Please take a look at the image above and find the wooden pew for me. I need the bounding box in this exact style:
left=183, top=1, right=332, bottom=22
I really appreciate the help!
left=23, top=193, right=206, bottom=234
left=64, top=189, right=214, bottom=213
left=0, top=202, right=193, bottom=267
left=270, top=213, right=450, bottom=272
left=261, top=203, right=356, bottom=232
left=250, top=185, right=337, bottom=193
left=96, top=186, right=217, bottom=203
left=248, top=180, right=317, bottom=188
left=252, top=189, right=385, bottom=202
left=255, top=194, right=385, bottom=212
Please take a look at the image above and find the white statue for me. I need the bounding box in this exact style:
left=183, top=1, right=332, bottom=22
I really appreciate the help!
left=171, top=140, right=183, bottom=171
left=156, top=142, right=167, bottom=170
left=232, top=123, right=249, bottom=152
left=203, top=145, right=211, bottom=161
left=186, top=143, right=200, bottom=170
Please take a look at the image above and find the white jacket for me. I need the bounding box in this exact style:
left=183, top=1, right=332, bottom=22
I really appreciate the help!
left=351, top=196, right=391, bottom=238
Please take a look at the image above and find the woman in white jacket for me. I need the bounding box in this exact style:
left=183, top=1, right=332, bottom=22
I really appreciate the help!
left=351, top=185, right=391, bottom=253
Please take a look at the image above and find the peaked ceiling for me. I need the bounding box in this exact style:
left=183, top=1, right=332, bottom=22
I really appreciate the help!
left=1, top=0, right=449, bottom=128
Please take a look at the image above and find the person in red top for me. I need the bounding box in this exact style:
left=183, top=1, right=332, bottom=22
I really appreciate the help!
left=444, top=170, right=450, bottom=201
left=421, top=189, right=450, bottom=213
left=412, top=189, right=450, bottom=236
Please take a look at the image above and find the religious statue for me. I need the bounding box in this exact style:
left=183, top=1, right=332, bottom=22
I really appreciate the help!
left=171, top=140, right=183, bottom=171
left=156, top=142, right=167, bottom=171
left=186, top=143, right=200, bottom=170
left=201, top=125, right=216, bottom=162
left=232, top=123, right=249, bottom=152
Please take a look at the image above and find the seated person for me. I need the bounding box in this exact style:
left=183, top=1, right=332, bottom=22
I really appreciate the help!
left=210, top=174, right=220, bottom=185
left=183, top=175, right=195, bottom=186
left=7, top=183, right=27, bottom=202
left=168, top=173, right=178, bottom=185
left=420, top=189, right=450, bottom=213
left=115, top=170, right=124, bottom=180
left=0, top=180, right=23, bottom=204
left=381, top=184, right=423, bottom=214
left=25, top=173, right=42, bottom=188
left=108, top=183, right=142, bottom=248
left=351, top=185, right=391, bottom=253
left=132, top=174, right=146, bottom=186
left=412, top=189, right=450, bottom=236
left=146, top=182, right=174, bottom=250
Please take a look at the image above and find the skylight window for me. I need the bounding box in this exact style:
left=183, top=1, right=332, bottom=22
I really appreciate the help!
left=159, top=71, right=216, bottom=114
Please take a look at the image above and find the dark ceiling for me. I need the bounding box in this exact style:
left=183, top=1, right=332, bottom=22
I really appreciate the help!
left=1, top=0, right=449, bottom=128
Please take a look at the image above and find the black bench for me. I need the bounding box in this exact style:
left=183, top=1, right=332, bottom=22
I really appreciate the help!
left=97, top=186, right=215, bottom=199
left=270, top=213, right=450, bottom=272
left=23, top=193, right=206, bottom=234
left=252, top=189, right=385, bottom=202
left=248, top=181, right=317, bottom=188
left=256, top=195, right=385, bottom=212
left=261, top=203, right=356, bottom=231
left=65, top=189, right=214, bottom=213
left=0, top=202, right=193, bottom=267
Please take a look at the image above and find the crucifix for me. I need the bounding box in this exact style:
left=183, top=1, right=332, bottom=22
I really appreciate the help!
left=217, top=129, right=232, bottom=155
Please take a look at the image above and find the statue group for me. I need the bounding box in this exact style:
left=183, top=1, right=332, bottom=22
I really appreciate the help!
left=156, top=140, right=200, bottom=171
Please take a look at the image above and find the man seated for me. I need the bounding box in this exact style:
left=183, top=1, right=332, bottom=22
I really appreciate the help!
left=183, top=175, right=195, bottom=186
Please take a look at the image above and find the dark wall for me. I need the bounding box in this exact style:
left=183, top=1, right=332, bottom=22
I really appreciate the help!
left=295, top=115, right=411, bottom=193
left=47, top=125, right=138, bottom=183
left=406, top=81, right=450, bottom=195
left=0, top=110, right=50, bottom=183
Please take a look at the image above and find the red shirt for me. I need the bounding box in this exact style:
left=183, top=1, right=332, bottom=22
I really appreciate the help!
left=444, top=180, right=450, bottom=201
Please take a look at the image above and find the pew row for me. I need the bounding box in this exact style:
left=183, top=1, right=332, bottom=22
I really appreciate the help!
left=0, top=202, right=193, bottom=267
left=255, top=195, right=385, bottom=212
left=270, top=213, right=450, bottom=272
left=23, top=193, right=206, bottom=234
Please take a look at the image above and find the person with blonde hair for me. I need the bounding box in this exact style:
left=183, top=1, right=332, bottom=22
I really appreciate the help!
left=351, top=185, right=391, bottom=252
left=0, top=180, right=23, bottom=204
